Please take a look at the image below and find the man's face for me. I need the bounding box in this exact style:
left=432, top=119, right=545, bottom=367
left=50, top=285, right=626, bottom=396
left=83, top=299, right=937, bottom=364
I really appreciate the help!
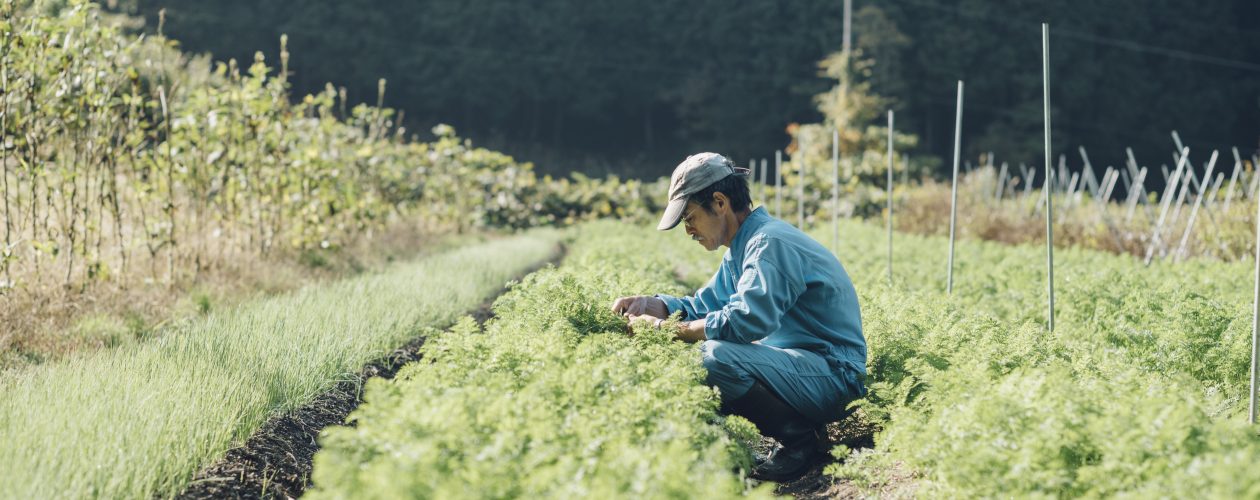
left=682, top=201, right=723, bottom=251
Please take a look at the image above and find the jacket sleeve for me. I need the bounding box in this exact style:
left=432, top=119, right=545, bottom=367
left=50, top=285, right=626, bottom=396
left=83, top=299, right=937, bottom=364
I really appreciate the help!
left=655, top=268, right=726, bottom=321
left=703, top=237, right=803, bottom=344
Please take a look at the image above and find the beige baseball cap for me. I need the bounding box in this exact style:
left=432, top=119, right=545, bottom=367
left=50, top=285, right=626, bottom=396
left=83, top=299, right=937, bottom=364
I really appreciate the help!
left=657, top=152, right=749, bottom=231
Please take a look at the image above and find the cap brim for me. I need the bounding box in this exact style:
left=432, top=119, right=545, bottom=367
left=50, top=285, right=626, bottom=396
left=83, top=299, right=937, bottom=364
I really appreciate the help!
left=657, top=198, right=687, bottom=231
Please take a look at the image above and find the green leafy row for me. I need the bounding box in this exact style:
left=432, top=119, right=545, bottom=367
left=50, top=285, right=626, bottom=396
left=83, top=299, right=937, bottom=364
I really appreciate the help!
left=802, top=217, right=1260, bottom=497
left=0, top=230, right=560, bottom=499
left=307, top=221, right=775, bottom=498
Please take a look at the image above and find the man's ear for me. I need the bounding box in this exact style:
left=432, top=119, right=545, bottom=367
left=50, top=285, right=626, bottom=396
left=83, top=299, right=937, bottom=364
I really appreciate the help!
left=712, top=192, right=729, bottom=213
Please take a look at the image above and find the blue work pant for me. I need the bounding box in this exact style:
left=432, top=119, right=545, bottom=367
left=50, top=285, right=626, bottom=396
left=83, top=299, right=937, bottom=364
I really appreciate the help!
left=700, top=339, right=864, bottom=424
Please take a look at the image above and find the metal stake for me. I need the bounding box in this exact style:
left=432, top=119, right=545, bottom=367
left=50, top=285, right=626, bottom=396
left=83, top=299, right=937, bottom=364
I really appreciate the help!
left=775, top=150, right=782, bottom=218
left=947, top=81, right=963, bottom=295
left=887, top=110, right=894, bottom=285
left=832, top=129, right=839, bottom=251
left=1043, top=23, right=1055, bottom=332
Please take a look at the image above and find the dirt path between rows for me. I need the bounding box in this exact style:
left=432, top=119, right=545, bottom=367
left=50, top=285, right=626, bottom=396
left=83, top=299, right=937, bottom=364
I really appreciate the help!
left=176, top=305, right=498, bottom=500
left=176, top=246, right=564, bottom=500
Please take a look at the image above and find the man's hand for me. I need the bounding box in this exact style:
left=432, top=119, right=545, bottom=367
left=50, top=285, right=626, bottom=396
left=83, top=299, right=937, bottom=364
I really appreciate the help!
left=624, top=314, right=664, bottom=336
left=611, top=295, right=669, bottom=319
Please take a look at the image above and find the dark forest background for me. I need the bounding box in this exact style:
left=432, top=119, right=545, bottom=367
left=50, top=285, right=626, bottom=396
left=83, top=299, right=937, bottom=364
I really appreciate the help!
left=111, top=0, right=1259, bottom=179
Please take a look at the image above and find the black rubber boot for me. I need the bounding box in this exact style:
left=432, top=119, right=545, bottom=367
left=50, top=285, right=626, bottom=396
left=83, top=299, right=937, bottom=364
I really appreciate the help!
left=725, top=381, right=826, bottom=482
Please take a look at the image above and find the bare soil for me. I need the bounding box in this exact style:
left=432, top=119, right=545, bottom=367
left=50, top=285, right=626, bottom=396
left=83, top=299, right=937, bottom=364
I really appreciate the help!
left=175, top=303, right=497, bottom=500
left=765, top=411, right=884, bottom=499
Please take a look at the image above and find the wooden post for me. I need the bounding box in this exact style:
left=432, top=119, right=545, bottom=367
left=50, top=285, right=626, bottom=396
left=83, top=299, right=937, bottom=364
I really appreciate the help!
left=1043, top=23, right=1055, bottom=332
left=947, top=81, right=963, bottom=295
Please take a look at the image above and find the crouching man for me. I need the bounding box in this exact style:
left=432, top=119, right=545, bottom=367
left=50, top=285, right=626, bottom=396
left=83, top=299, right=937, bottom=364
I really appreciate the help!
left=612, top=152, right=867, bottom=482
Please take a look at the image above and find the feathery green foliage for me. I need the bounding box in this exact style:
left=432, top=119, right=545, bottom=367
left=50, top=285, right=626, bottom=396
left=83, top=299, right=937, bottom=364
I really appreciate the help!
left=307, top=222, right=777, bottom=498
left=802, top=218, right=1260, bottom=497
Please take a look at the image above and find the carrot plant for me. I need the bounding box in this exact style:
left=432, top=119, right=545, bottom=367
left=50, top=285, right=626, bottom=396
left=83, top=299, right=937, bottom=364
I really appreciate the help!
left=306, top=221, right=773, bottom=498
left=799, top=217, right=1260, bottom=496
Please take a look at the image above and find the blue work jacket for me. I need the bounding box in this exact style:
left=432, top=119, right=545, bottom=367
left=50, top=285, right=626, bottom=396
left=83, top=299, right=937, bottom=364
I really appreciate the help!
left=657, top=207, right=867, bottom=375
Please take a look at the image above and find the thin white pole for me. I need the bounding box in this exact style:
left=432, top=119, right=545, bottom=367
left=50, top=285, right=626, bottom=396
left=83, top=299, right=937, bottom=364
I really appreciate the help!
left=1125, top=167, right=1148, bottom=224
left=1079, top=146, right=1100, bottom=197
left=995, top=162, right=1009, bottom=201
left=1205, top=172, right=1225, bottom=211
left=1251, top=182, right=1260, bottom=424
left=947, top=80, right=963, bottom=295
left=1043, top=23, right=1055, bottom=332
left=797, top=149, right=805, bottom=229
left=775, top=150, right=782, bottom=218
left=832, top=129, right=840, bottom=251
left=760, top=158, right=768, bottom=208
left=1172, top=131, right=1203, bottom=193
left=843, top=0, right=852, bottom=54
left=887, top=110, right=894, bottom=285
left=1225, top=147, right=1242, bottom=212
left=1144, top=147, right=1190, bottom=265
left=1025, top=168, right=1037, bottom=198
left=1175, top=150, right=1219, bottom=262
left=749, top=158, right=757, bottom=203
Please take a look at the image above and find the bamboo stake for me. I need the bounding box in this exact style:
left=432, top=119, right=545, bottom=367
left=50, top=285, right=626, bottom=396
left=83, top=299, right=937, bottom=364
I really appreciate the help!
left=1144, top=147, right=1190, bottom=265
left=1175, top=150, right=1219, bottom=262
left=947, top=80, right=963, bottom=295
left=886, top=111, right=894, bottom=285
left=1043, top=23, right=1055, bottom=332
left=1225, top=147, right=1241, bottom=212
left=774, top=150, right=782, bottom=218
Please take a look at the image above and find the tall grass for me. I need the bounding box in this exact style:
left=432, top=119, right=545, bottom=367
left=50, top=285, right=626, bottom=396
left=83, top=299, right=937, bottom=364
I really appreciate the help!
left=0, top=230, right=560, bottom=499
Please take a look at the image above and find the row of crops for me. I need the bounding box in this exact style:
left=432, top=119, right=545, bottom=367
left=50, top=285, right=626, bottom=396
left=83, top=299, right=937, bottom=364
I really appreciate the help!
left=0, top=231, right=560, bottom=499
left=293, top=215, right=1257, bottom=497
left=305, top=221, right=774, bottom=498
left=808, top=219, right=1257, bottom=496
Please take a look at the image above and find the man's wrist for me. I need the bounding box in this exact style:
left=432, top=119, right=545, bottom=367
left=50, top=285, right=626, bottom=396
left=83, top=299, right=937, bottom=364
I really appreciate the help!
left=654, top=318, right=664, bottom=329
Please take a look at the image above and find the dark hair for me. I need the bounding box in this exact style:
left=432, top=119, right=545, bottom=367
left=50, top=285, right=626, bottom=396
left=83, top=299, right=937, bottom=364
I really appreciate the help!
left=689, top=173, right=752, bottom=214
